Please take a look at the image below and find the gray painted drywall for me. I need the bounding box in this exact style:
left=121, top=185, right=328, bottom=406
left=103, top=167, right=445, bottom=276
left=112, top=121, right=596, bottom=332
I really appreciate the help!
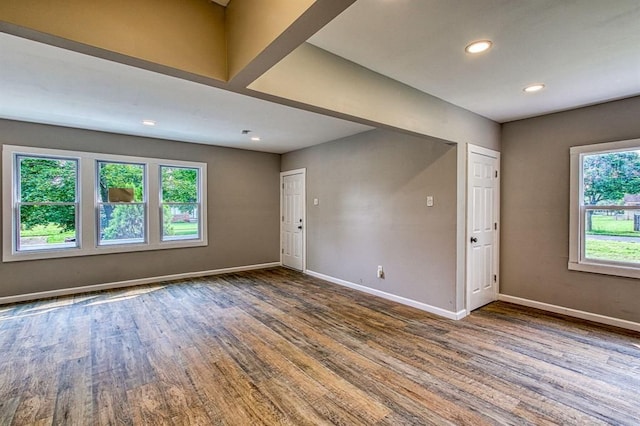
left=501, top=96, right=640, bottom=323
left=282, top=129, right=458, bottom=312
left=0, top=119, right=280, bottom=298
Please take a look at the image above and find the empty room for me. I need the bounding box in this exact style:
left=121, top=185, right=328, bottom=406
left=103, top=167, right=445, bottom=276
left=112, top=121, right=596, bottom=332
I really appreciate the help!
left=1, top=0, right=639, bottom=424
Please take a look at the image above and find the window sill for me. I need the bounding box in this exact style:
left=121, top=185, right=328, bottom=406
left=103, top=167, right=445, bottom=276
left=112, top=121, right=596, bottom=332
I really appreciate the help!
left=3, top=239, right=207, bottom=262
left=568, top=260, right=640, bottom=279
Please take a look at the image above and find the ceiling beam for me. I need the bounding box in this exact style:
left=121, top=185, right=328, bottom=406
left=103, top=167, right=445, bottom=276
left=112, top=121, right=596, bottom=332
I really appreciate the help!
left=225, top=0, right=356, bottom=89
left=248, top=43, right=500, bottom=149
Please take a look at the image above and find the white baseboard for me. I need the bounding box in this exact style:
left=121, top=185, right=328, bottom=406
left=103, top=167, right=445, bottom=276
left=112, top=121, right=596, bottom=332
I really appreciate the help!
left=306, top=270, right=466, bottom=320
left=498, top=294, right=640, bottom=332
left=0, top=262, right=281, bottom=305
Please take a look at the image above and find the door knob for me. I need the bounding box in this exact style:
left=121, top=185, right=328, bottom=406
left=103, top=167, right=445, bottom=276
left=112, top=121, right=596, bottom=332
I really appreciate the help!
left=470, top=236, right=478, bottom=243
left=298, top=226, right=303, bottom=230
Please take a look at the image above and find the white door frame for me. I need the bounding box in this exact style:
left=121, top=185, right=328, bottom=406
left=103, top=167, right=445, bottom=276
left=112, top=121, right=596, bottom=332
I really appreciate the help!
left=465, top=144, right=500, bottom=314
left=280, top=168, right=306, bottom=271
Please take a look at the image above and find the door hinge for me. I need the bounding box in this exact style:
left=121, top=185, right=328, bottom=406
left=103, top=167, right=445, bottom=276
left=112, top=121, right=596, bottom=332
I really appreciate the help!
left=282, top=215, right=284, bottom=221
left=495, top=170, right=498, bottom=178
left=494, top=274, right=497, bottom=283
left=494, top=222, right=497, bottom=230
left=281, top=248, right=284, bottom=254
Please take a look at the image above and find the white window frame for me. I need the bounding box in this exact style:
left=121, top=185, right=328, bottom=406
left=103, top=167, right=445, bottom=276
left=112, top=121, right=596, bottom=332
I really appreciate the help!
left=159, top=165, right=202, bottom=242
left=569, top=138, right=640, bottom=279
left=14, top=152, right=80, bottom=253
left=96, top=160, right=148, bottom=247
left=3, top=145, right=207, bottom=262
left=95, top=158, right=149, bottom=247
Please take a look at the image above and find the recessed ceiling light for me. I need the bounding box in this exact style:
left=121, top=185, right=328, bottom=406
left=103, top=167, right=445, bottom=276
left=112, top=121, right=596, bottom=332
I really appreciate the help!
left=465, top=40, right=492, bottom=54
left=251, top=136, right=261, bottom=142
left=523, top=83, right=545, bottom=93
left=142, top=119, right=156, bottom=126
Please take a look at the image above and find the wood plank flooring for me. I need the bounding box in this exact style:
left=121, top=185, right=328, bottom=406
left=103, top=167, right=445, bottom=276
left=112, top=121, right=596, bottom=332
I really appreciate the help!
left=1, top=267, right=639, bottom=425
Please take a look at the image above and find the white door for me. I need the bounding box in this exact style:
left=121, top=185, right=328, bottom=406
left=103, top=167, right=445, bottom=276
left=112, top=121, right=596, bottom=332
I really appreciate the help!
left=281, top=170, right=305, bottom=270
left=467, top=145, right=500, bottom=311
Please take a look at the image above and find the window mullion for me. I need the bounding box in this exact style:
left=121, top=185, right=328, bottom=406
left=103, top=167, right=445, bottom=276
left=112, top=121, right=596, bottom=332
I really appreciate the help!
left=81, top=156, right=95, bottom=251
left=148, top=162, right=160, bottom=246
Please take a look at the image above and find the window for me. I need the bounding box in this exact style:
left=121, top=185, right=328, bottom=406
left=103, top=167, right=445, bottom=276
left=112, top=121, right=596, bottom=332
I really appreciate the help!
left=3, top=145, right=207, bottom=262
left=97, top=161, right=146, bottom=245
left=16, top=155, right=79, bottom=252
left=569, top=138, right=640, bottom=278
left=160, top=166, right=200, bottom=241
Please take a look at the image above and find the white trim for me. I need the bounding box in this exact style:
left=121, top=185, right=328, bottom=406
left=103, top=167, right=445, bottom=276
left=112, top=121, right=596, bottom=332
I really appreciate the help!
left=466, top=144, right=501, bottom=312
left=2, top=144, right=13, bottom=262
left=498, top=294, right=640, bottom=332
left=456, top=143, right=467, bottom=314
left=306, top=270, right=466, bottom=320
left=568, top=260, right=640, bottom=279
left=0, top=262, right=281, bottom=305
left=466, top=144, right=500, bottom=158
left=280, top=168, right=306, bottom=272
left=570, top=137, right=640, bottom=155
left=569, top=138, right=640, bottom=278
left=281, top=168, right=307, bottom=175
left=568, top=148, right=580, bottom=265
left=2, top=144, right=207, bottom=262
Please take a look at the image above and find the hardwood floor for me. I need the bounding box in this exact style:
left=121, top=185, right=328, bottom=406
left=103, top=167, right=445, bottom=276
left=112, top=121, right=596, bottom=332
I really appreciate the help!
left=0, top=267, right=639, bottom=425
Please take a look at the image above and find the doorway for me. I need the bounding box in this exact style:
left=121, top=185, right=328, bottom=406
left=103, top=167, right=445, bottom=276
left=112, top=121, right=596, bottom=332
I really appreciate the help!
left=467, top=145, right=500, bottom=311
left=280, top=169, right=305, bottom=271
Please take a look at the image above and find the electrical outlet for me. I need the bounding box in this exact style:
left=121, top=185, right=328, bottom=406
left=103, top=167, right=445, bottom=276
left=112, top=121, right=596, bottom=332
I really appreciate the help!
left=377, top=265, right=384, bottom=278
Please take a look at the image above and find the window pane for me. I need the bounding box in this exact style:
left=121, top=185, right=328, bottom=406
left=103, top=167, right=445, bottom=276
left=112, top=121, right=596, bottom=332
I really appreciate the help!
left=18, top=205, right=77, bottom=251
left=582, top=150, right=640, bottom=206
left=99, top=204, right=145, bottom=245
left=161, top=166, right=198, bottom=203
left=19, top=156, right=77, bottom=202
left=98, top=162, right=144, bottom=203
left=584, top=209, right=640, bottom=264
left=162, top=204, right=199, bottom=240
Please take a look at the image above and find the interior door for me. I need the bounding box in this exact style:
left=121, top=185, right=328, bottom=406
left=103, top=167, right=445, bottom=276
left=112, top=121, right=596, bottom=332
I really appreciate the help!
left=281, top=171, right=304, bottom=270
left=467, top=146, right=500, bottom=311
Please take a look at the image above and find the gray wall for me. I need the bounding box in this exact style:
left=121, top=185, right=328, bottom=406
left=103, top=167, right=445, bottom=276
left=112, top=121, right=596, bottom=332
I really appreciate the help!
left=282, top=129, right=458, bottom=312
left=0, top=119, right=280, bottom=298
left=501, top=96, right=640, bottom=323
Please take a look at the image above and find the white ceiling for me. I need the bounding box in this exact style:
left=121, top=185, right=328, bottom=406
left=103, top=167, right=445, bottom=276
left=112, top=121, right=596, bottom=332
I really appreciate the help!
left=0, top=32, right=371, bottom=154
left=309, top=0, right=640, bottom=123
